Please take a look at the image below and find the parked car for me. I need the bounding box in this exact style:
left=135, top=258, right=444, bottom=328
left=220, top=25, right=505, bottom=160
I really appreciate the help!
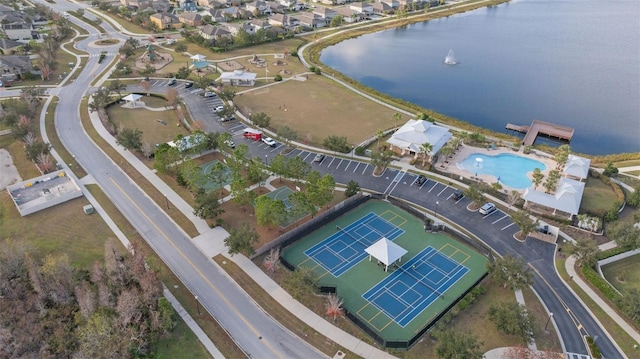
left=479, top=202, right=497, bottom=215
left=452, top=189, right=464, bottom=201
left=184, top=82, right=194, bottom=88
left=203, top=91, right=217, bottom=98
left=224, top=140, right=235, bottom=148
left=219, top=114, right=236, bottom=122
left=414, top=175, right=427, bottom=186
left=168, top=78, right=177, bottom=86
left=313, top=154, right=325, bottom=163
left=262, top=137, right=277, bottom=147
left=213, top=105, right=225, bottom=113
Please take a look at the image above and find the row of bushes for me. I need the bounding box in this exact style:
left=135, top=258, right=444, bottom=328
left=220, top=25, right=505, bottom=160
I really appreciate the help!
left=581, top=264, right=621, bottom=303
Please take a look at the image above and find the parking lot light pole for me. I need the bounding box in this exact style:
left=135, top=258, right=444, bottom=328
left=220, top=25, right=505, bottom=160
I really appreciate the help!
left=435, top=201, right=439, bottom=220
left=165, top=194, right=170, bottom=210
left=265, top=154, right=268, bottom=166
left=195, top=295, right=201, bottom=315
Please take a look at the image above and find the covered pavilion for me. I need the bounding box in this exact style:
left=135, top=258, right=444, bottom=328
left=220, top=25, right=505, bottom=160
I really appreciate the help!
left=365, top=237, right=408, bottom=272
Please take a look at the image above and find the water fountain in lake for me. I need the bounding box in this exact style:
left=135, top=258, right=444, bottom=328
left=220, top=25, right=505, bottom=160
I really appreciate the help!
left=475, top=157, right=483, bottom=168
left=444, top=49, right=458, bottom=65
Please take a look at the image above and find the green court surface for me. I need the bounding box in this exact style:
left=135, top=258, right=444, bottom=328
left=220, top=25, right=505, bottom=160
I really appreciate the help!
left=281, top=200, right=488, bottom=345
left=263, top=186, right=310, bottom=227
left=195, top=160, right=231, bottom=192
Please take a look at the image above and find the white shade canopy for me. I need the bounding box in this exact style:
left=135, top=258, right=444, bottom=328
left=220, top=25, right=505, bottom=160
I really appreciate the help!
left=122, top=93, right=142, bottom=102
left=365, top=237, right=408, bottom=272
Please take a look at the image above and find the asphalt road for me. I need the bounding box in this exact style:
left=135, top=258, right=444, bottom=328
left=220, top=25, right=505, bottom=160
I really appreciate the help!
left=30, top=2, right=326, bottom=358
left=17, top=1, right=624, bottom=357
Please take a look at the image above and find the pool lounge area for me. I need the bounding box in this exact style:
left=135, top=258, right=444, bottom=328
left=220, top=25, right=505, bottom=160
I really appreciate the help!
left=436, top=144, right=557, bottom=192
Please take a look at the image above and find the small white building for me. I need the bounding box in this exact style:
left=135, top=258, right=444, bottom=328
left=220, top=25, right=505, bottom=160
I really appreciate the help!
left=219, top=70, right=257, bottom=86
left=523, top=177, right=586, bottom=219
left=387, top=119, right=452, bottom=159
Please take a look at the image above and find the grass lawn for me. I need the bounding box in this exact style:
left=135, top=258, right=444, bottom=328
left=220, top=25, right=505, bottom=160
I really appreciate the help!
left=0, top=191, right=109, bottom=269
left=105, top=99, right=189, bottom=147
left=556, top=257, right=638, bottom=356
left=601, top=254, right=640, bottom=292
left=579, top=176, right=618, bottom=215
left=233, top=75, right=406, bottom=147
left=614, top=160, right=640, bottom=168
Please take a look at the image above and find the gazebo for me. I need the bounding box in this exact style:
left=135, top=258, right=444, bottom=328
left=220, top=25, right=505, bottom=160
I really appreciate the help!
left=365, top=237, right=408, bottom=272
left=122, top=93, right=142, bottom=107
left=190, top=54, right=206, bottom=63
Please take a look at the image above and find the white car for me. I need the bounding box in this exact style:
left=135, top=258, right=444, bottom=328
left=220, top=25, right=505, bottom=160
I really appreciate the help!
left=223, top=139, right=235, bottom=148
left=204, top=91, right=217, bottom=98
left=262, top=137, right=277, bottom=147
left=479, top=202, right=497, bottom=215
left=213, top=105, right=224, bottom=113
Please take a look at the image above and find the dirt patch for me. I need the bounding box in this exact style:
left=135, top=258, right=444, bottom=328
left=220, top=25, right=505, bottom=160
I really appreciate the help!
left=0, top=148, right=22, bottom=190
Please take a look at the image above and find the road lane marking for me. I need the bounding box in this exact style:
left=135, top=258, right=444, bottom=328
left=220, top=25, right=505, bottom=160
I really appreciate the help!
left=501, top=223, right=515, bottom=230
left=437, top=186, right=448, bottom=196
left=362, top=164, right=369, bottom=175
left=492, top=215, right=509, bottom=224
left=352, top=162, right=360, bottom=172
left=344, top=161, right=351, bottom=171
left=109, top=178, right=285, bottom=359
left=335, top=159, right=344, bottom=169
left=428, top=182, right=439, bottom=192
left=303, top=152, right=312, bottom=161
left=328, top=157, right=335, bottom=168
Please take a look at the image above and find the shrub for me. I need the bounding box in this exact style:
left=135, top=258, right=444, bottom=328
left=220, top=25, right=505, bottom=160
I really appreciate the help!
left=274, top=74, right=283, bottom=81
left=354, top=146, right=365, bottom=156
left=581, top=265, right=620, bottom=303
left=586, top=336, right=602, bottom=359
left=322, top=135, right=350, bottom=153
left=314, top=67, right=322, bottom=75
left=603, top=201, right=621, bottom=222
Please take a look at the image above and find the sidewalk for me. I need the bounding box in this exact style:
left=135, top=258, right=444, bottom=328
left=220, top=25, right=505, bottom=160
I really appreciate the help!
left=565, top=253, right=640, bottom=347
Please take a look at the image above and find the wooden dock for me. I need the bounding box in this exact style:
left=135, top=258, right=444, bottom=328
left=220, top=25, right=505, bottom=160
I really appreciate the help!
left=506, top=120, right=574, bottom=146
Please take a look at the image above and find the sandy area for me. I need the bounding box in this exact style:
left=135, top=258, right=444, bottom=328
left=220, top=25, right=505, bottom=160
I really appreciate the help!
left=434, top=144, right=557, bottom=193
left=0, top=148, right=22, bottom=190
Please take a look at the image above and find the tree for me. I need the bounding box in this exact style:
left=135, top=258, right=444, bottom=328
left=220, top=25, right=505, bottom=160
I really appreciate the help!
left=569, top=237, right=600, bottom=267
left=281, top=267, right=318, bottom=300
left=603, top=162, right=619, bottom=177
left=288, top=156, right=311, bottom=183
left=252, top=112, right=271, bottom=128
left=554, top=144, right=570, bottom=170
left=606, top=220, right=640, bottom=249
left=434, top=329, right=483, bottom=359
left=617, top=288, right=640, bottom=322
left=165, top=87, right=179, bottom=108
left=488, top=301, right=535, bottom=343
left=325, top=294, right=344, bottom=322
left=206, top=161, right=229, bottom=195
left=108, top=79, right=125, bottom=98
left=224, top=223, right=259, bottom=256
left=24, top=139, right=51, bottom=162
left=370, top=150, right=393, bottom=172
left=543, top=169, right=561, bottom=193
left=487, top=255, right=533, bottom=290
left=323, top=135, right=350, bottom=152
left=510, top=211, right=538, bottom=240
left=375, top=128, right=384, bottom=151
left=141, top=78, right=152, bottom=96
left=269, top=153, right=288, bottom=181
left=420, top=141, right=433, bottom=166
left=278, top=125, right=297, bottom=146
left=116, top=127, right=143, bottom=151
left=330, top=14, right=344, bottom=27
left=263, top=248, right=280, bottom=276
left=392, top=112, right=402, bottom=128
left=464, top=184, right=485, bottom=206
left=345, top=180, right=360, bottom=197
left=89, top=86, right=112, bottom=112
left=254, top=195, right=287, bottom=228
left=530, top=168, right=544, bottom=190
left=230, top=172, right=255, bottom=211
left=193, top=189, right=224, bottom=220
left=175, top=42, right=187, bottom=53
left=507, top=190, right=521, bottom=210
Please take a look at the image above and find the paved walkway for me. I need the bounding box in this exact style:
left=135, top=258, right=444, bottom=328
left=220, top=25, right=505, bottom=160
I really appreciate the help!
left=565, top=248, right=640, bottom=347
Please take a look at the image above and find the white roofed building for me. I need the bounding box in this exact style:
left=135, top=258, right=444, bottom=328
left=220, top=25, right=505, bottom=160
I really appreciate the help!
left=219, top=70, right=257, bottom=86
left=563, top=154, right=590, bottom=181
left=523, top=177, right=585, bottom=219
left=387, top=119, right=452, bottom=160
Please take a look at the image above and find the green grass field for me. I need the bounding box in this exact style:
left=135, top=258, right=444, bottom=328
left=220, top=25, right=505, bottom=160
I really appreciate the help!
left=601, top=254, right=640, bottom=292
left=281, top=200, right=488, bottom=346
left=579, top=176, right=618, bottom=215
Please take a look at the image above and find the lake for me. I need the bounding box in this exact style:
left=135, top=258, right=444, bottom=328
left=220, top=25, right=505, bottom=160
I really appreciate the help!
left=319, top=0, right=640, bottom=155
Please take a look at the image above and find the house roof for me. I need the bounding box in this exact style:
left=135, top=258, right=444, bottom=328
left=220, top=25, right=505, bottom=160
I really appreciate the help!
left=220, top=70, right=257, bottom=81
left=563, top=154, right=590, bottom=180
left=178, top=12, right=201, bottom=21
left=365, top=237, right=407, bottom=269
left=387, top=119, right=452, bottom=154
left=0, top=38, right=23, bottom=50
left=0, top=55, right=31, bottom=70
left=523, top=177, right=585, bottom=216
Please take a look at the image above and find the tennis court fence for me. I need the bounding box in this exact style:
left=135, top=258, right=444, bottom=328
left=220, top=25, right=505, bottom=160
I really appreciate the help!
left=251, top=193, right=370, bottom=259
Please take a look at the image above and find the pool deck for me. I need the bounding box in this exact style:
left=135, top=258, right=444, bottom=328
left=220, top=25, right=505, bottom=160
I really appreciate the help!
left=434, top=144, right=557, bottom=193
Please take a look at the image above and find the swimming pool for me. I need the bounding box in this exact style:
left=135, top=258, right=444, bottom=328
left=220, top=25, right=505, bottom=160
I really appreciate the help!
left=459, top=153, right=546, bottom=189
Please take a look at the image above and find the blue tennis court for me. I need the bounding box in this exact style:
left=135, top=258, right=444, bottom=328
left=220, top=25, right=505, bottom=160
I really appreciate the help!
left=362, top=246, right=469, bottom=327
left=304, top=212, right=404, bottom=277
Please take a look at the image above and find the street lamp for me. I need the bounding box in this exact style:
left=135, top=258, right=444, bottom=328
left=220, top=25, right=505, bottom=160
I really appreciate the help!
left=195, top=295, right=201, bottom=315
left=435, top=201, right=439, bottom=220
left=265, top=154, right=268, bottom=166
left=545, top=312, right=554, bottom=331
left=164, top=194, right=170, bottom=210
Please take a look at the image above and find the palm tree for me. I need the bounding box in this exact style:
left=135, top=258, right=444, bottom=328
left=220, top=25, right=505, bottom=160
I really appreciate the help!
left=375, top=128, right=384, bottom=151
left=325, top=294, right=344, bottom=322
left=420, top=142, right=433, bottom=167
left=531, top=168, right=544, bottom=189
left=392, top=112, right=402, bottom=128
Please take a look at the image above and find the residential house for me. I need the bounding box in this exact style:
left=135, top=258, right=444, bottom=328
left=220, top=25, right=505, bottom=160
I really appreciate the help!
left=245, top=0, right=271, bottom=16
left=121, top=0, right=151, bottom=8
left=206, top=8, right=227, bottom=22
left=221, top=6, right=244, bottom=20
left=377, top=0, right=399, bottom=9
left=178, top=12, right=202, bottom=26
left=335, top=7, right=365, bottom=23
left=199, top=24, right=231, bottom=41
left=313, top=0, right=336, bottom=5
left=149, top=13, right=183, bottom=29
left=0, top=38, right=24, bottom=55
left=268, top=13, right=299, bottom=28
left=350, top=2, right=373, bottom=15
left=250, top=19, right=272, bottom=30
left=397, top=0, right=414, bottom=9
left=372, top=1, right=393, bottom=14
left=182, top=0, right=198, bottom=11
left=2, top=22, right=37, bottom=41
left=295, top=12, right=325, bottom=29
left=197, top=0, right=218, bottom=8
left=150, top=0, right=172, bottom=13
left=224, top=21, right=255, bottom=36
left=0, top=55, right=35, bottom=82
left=312, top=6, right=338, bottom=20
left=268, top=2, right=287, bottom=14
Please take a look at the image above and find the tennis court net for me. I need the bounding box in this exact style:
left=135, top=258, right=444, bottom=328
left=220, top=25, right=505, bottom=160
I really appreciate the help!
left=398, top=265, right=443, bottom=297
